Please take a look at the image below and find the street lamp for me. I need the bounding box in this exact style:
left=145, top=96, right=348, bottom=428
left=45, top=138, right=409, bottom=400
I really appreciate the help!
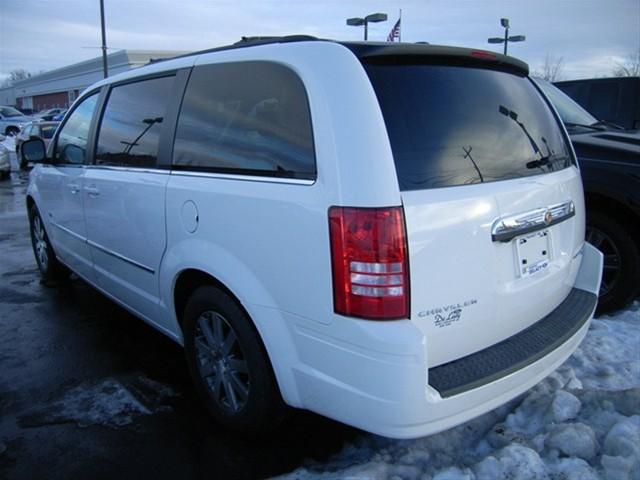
left=346, top=12, right=387, bottom=41
left=488, top=17, right=525, bottom=55
left=99, top=0, right=108, bottom=78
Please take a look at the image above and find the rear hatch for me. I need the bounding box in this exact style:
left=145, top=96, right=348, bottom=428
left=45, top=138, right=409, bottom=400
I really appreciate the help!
left=363, top=52, right=584, bottom=367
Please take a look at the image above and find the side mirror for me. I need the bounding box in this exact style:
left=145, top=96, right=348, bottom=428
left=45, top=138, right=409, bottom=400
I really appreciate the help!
left=21, top=138, right=48, bottom=164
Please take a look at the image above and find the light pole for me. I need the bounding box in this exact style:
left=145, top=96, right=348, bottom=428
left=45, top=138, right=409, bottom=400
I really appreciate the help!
left=488, top=18, right=525, bottom=55
left=99, top=0, right=108, bottom=78
left=347, top=13, right=387, bottom=41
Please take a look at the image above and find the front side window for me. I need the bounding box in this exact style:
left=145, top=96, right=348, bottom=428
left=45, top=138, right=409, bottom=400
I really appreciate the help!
left=55, top=93, right=99, bottom=165
left=588, top=82, right=620, bottom=119
left=173, top=61, right=315, bottom=179
left=41, top=124, right=57, bottom=139
left=95, top=76, right=174, bottom=168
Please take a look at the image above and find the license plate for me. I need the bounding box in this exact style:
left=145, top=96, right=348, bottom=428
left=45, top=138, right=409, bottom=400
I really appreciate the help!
left=516, top=230, right=550, bottom=278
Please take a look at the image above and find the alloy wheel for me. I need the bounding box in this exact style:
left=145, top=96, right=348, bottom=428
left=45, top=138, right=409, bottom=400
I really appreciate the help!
left=32, top=215, right=49, bottom=271
left=194, top=310, right=250, bottom=413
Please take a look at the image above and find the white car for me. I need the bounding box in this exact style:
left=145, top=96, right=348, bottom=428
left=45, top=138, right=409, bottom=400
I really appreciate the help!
left=0, top=106, right=34, bottom=136
left=21, top=37, right=603, bottom=438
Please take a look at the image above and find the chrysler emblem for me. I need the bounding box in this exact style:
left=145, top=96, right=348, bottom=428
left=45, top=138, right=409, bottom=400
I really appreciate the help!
left=544, top=210, right=553, bottom=225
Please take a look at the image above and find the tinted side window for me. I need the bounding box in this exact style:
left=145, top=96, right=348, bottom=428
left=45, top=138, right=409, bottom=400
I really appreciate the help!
left=587, top=82, right=620, bottom=120
left=173, top=62, right=315, bottom=179
left=95, top=76, right=174, bottom=168
left=55, top=93, right=99, bottom=165
left=557, top=83, right=582, bottom=101
left=41, top=124, right=57, bottom=139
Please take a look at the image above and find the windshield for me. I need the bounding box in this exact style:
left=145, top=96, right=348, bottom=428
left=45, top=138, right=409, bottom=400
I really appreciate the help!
left=365, top=64, right=573, bottom=191
left=0, top=107, right=23, bottom=118
left=533, top=78, right=598, bottom=126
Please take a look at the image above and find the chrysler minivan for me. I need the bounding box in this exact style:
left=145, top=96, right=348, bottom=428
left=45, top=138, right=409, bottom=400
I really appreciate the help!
left=21, top=37, right=603, bottom=438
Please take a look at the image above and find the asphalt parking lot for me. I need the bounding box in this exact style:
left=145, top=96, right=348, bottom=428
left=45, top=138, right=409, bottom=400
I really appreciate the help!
left=0, top=157, right=357, bottom=479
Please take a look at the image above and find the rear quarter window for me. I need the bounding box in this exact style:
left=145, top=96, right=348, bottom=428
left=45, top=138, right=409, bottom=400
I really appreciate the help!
left=365, top=64, right=573, bottom=190
left=173, top=61, right=316, bottom=180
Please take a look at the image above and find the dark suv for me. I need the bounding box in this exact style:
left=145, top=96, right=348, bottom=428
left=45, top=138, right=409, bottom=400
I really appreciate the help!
left=555, top=77, right=640, bottom=131
left=536, top=78, right=640, bottom=312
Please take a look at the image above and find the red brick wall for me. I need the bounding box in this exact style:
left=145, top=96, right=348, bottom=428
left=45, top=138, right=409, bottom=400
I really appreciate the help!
left=32, top=92, right=70, bottom=111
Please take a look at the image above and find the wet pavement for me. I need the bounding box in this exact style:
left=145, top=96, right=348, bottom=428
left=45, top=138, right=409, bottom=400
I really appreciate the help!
left=0, top=154, right=357, bottom=479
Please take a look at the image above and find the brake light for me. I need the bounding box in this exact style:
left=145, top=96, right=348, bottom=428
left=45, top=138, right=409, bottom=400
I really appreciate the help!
left=470, top=50, right=497, bottom=60
left=329, top=206, right=409, bottom=320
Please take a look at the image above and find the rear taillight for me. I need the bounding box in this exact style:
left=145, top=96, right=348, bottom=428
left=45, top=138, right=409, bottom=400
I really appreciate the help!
left=329, top=206, right=409, bottom=320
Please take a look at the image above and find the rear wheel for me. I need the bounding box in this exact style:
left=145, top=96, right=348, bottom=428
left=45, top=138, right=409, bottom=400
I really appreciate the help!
left=586, top=211, right=640, bottom=313
left=183, top=285, right=286, bottom=435
left=28, top=205, right=70, bottom=282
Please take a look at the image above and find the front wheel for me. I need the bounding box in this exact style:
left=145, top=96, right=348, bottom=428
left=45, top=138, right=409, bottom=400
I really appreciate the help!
left=29, top=205, right=70, bottom=282
left=183, top=285, right=286, bottom=435
left=586, top=211, right=640, bottom=313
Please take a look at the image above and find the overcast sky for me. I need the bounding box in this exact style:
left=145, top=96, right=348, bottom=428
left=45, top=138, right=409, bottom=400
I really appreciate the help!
left=0, top=0, right=638, bottom=82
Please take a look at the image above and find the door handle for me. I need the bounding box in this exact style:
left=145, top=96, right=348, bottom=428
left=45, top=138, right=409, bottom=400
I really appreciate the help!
left=68, top=183, right=80, bottom=194
left=84, top=185, right=100, bottom=197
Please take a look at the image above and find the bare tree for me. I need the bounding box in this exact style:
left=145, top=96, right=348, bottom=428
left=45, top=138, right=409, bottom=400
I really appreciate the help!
left=0, top=68, right=32, bottom=87
left=533, top=54, right=565, bottom=82
left=612, top=49, right=640, bottom=77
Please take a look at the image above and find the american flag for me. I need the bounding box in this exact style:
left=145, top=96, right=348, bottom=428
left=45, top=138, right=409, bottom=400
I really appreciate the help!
left=387, top=18, right=401, bottom=42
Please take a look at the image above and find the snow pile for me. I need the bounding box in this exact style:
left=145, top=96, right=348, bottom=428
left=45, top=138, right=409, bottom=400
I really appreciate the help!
left=19, top=375, right=178, bottom=429
left=54, top=378, right=152, bottom=428
left=278, top=303, right=640, bottom=480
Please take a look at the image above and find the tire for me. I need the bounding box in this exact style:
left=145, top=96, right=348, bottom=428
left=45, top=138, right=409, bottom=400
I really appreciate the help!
left=28, top=205, right=71, bottom=282
left=16, top=144, right=24, bottom=169
left=17, top=144, right=28, bottom=170
left=183, top=285, right=286, bottom=435
left=586, top=210, right=640, bottom=313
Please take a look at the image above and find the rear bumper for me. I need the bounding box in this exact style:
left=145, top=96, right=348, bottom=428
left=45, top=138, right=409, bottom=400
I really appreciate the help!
left=263, top=243, right=603, bottom=439
left=428, top=287, right=597, bottom=398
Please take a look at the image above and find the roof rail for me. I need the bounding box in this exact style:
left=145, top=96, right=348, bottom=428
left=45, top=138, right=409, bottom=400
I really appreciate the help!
left=166, top=35, right=320, bottom=62
left=234, top=35, right=318, bottom=46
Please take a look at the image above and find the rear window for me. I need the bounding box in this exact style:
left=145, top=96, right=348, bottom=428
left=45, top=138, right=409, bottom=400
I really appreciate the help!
left=365, top=64, right=573, bottom=190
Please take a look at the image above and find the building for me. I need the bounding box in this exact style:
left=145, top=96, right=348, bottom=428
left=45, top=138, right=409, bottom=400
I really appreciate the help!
left=0, top=49, right=186, bottom=111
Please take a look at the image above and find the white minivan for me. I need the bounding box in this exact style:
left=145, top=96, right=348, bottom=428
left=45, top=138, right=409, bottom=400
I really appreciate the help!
left=21, top=37, right=603, bottom=438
